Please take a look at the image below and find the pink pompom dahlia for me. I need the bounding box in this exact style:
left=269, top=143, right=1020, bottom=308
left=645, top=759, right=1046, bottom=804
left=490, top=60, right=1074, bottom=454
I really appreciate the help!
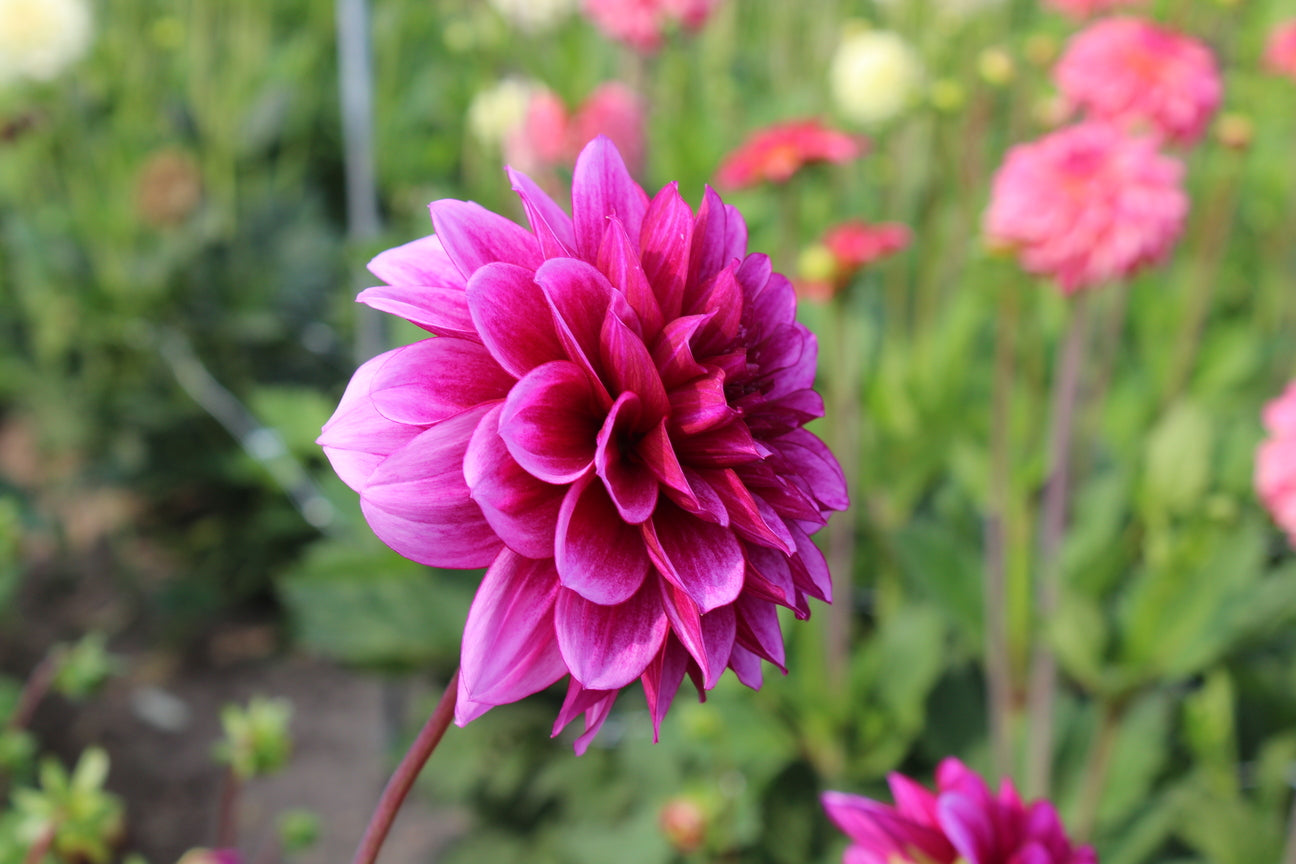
left=823, top=758, right=1097, bottom=864
left=1257, top=381, right=1296, bottom=547
left=583, top=0, right=723, bottom=53
left=507, top=82, right=646, bottom=178
left=716, top=119, right=866, bottom=190
left=983, top=122, right=1187, bottom=293
left=1055, top=17, right=1221, bottom=146
left=319, top=138, right=846, bottom=752
left=1265, top=20, right=1296, bottom=81
left=1043, top=0, right=1144, bottom=20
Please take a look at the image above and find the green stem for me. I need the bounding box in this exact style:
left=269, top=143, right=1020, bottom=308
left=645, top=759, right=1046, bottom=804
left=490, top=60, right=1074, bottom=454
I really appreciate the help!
left=825, top=295, right=860, bottom=692
left=1074, top=700, right=1125, bottom=843
left=351, top=671, right=459, bottom=864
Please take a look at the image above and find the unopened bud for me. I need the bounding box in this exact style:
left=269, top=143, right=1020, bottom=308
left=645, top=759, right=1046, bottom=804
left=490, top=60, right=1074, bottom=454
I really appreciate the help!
left=978, top=48, right=1015, bottom=87
left=659, top=798, right=707, bottom=854
left=1215, top=113, right=1253, bottom=151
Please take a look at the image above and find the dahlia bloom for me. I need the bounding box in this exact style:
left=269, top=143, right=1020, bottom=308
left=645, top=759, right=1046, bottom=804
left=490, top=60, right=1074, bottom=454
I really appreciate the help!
left=1257, top=381, right=1296, bottom=547
left=488, top=0, right=577, bottom=33
left=467, top=78, right=538, bottom=150
left=823, top=759, right=1097, bottom=864
left=715, top=120, right=865, bottom=189
left=1055, top=17, right=1221, bottom=147
left=583, top=0, right=723, bottom=53
left=1265, top=20, right=1296, bottom=81
left=798, top=221, right=911, bottom=303
left=506, top=82, right=646, bottom=178
left=319, top=138, right=846, bottom=752
left=983, top=122, right=1187, bottom=293
left=830, top=29, right=924, bottom=126
left=1043, top=0, right=1144, bottom=19
left=0, top=0, right=92, bottom=84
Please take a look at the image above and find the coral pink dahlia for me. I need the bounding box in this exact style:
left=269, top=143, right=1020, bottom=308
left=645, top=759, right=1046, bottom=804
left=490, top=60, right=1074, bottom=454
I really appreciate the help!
left=715, top=119, right=866, bottom=190
left=1265, top=20, right=1296, bottom=81
left=823, top=758, right=1097, bottom=864
left=1055, top=17, right=1221, bottom=147
left=1257, top=380, right=1296, bottom=547
left=318, top=137, right=846, bottom=752
left=983, top=122, right=1187, bottom=293
left=582, top=0, right=722, bottom=53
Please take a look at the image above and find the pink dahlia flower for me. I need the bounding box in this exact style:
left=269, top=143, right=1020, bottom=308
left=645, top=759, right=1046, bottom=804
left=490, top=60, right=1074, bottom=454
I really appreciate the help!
left=506, top=82, right=646, bottom=178
left=319, top=138, right=846, bottom=752
left=798, top=220, right=910, bottom=303
left=715, top=120, right=866, bottom=190
left=1043, top=0, right=1144, bottom=19
left=583, top=0, right=723, bottom=53
left=983, top=122, right=1187, bottom=293
left=823, top=758, right=1097, bottom=864
left=1257, top=381, right=1296, bottom=547
left=1265, top=20, right=1296, bottom=81
left=1055, top=17, right=1221, bottom=147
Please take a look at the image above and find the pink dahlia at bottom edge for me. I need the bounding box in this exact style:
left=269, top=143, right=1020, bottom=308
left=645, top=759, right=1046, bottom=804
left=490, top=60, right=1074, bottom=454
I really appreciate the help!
left=1265, top=19, right=1296, bottom=81
left=1055, top=17, right=1221, bottom=147
left=1043, top=0, right=1143, bottom=19
left=983, top=122, right=1187, bottom=293
left=823, top=758, right=1097, bottom=864
left=318, top=137, right=847, bottom=752
left=1256, top=380, right=1296, bottom=547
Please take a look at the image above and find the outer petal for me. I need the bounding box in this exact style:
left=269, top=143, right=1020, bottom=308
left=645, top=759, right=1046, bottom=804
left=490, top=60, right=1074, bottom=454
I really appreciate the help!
left=551, top=680, right=619, bottom=756
left=466, top=262, right=565, bottom=378
left=464, top=404, right=564, bottom=560
left=644, top=501, right=745, bottom=613
left=360, top=404, right=504, bottom=568
left=571, top=136, right=650, bottom=261
left=555, top=578, right=669, bottom=691
left=937, top=793, right=998, bottom=864
left=455, top=550, right=568, bottom=725
left=318, top=348, right=424, bottom=491
left=368, top=338, right=512, bottom=426
left=775, top=428, right=850, bottom=511
left=357, top=284, right=477, bottom=340
left=556, top=474, right=652, bottom=606
left=367, top=234, right=465, bottom=289
left=499, top=360, right=601, bottom=484
left=640, top=636, right=690, bottom=740
left=639, top=182, right=694, bottom=324
left=598, top=216, right=662, bottom=337
left=429, top=199, right=542, bottom=278
left=508, top=166, right=576, bottom=258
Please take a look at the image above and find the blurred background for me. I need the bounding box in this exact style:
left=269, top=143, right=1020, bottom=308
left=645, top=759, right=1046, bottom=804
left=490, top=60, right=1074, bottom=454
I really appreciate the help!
left=2, top=0, right=1296, bottom=862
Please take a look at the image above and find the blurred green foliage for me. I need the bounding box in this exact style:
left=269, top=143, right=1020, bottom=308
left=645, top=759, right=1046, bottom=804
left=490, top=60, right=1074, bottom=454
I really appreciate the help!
left=0, top=0, right=1294, bottom=863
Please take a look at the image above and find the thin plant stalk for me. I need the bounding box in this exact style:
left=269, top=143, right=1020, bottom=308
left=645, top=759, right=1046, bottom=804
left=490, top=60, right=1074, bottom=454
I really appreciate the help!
left=1025, top=292, right=1092, bottom=799
left=215, top=767, right=241, bottom=849
left=825, top=291, right=860, bottom=692
left=1283, top=789, right=1296, bottom=864
left=352, top=671, right=460, bottom=864
left=1073, top=700, right=1125, bottom=843
left=8, top=653, right=56, bottom=731
left=984, top=280, right=1021, bottom=781
left=23, top=825, right=55, bottom=864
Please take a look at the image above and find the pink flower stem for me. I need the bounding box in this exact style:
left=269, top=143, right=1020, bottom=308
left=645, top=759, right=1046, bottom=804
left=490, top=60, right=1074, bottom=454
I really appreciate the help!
left=1026, top=292, right=1092, bottom=800
left=23, top=824, right=55, bottom=864
left=984, top=279, right=1021, bottom=781
left=216, top=766, right=241, bottom=849
left=1073, top=698, right=1126, bottom=843
left=352, top=670, right=459, bottom=864
left=8, top=653, right=56, bottom=731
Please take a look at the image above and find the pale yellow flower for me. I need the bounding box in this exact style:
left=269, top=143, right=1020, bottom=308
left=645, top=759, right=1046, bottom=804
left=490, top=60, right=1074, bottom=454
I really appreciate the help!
left=467, top=77, right=538, bottom=149
left=829, top=28, right=924, bottom=125
left=488, top=0, right=577, bottom=34
left=0, top=0, right=92, bottom=84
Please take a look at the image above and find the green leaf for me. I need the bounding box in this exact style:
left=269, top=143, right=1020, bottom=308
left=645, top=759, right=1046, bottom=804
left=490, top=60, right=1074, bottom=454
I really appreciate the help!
left=1141, top=400, right=1214, bottom=519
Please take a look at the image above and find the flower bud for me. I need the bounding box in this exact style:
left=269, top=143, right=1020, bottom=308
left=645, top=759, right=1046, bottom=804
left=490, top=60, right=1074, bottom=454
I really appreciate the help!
left=1214, top=113, right=1253, bottom=151
left=978, top=47, right=1015, bottom=87
left=659, top=797, right=707, bottom=854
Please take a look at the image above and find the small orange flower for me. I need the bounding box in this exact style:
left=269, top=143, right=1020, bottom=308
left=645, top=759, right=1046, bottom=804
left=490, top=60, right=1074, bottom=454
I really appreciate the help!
left=716, top=120, right=865, bottom=189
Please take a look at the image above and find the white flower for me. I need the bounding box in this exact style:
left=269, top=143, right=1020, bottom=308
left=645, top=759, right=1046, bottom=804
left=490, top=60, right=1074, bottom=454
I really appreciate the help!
left=873, top=0, right=1006, bottom=20
left=829, top=28, right=924, bottom=125
left=467, top=77, right=537, bottom=148
left=488, top=0, right=577, bottom=34
left=0, top=0, right=92, bottom=84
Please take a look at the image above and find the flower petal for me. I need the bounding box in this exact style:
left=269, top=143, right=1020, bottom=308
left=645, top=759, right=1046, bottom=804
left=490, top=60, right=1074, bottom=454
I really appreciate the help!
left=499, top=360, right=601, bottom=484
left=466, top=262, right=565, bottom=378
left=429, top=199, right=542, bottom=278
left=774, top=428, right=849, bottom=511
left=640, top=182, right=694, bottom=323
left=369, top=338, right=512, bottom=426
left=598, top=217, right=662, bottom=338
left=640, top=636, right=690, bottom=740
left=668, top=368, right=733, bottom=435
left=556, top=578, right=669, bottom=691
left=601, top=308, right=669, bottom=422
left=464, top=404, right=564, bottom=560
left=367, top=234, right=466, bottom=289
left=556, top=473, right=652, bottom=605
left=508, top=166, right=576, bottom=258
left=533, top=257, right=623, bottom=400
left=357, top=284, right=478, bottom=340
left=571, top=136, right=650, bottom=261
left=595, top=392, right=659, bottom=524
left=455, top=550, right=567, bottom=725
left=551, top=679, right=619, bottom=755
left=318, top=349, right=425, bottom=491
left=644, top=500, right=744, bottom=613
left=735, top=592, right=786, bottom=670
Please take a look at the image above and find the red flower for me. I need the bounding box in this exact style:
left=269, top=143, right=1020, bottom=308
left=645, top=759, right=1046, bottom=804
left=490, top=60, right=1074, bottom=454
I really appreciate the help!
left=716, top=120, right=866, bottom=190
left=798, top=220, right=910, bottom=302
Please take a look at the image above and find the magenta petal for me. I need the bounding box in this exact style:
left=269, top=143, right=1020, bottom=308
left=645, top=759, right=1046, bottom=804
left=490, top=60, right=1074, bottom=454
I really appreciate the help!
left=466, top=262, right=565, bottom=378
left=638, top=420, right=696, bottom=505
left=508, top=167, right=575, bottom=258
left=705, top=469, right=795, bottom=553
left=788, top=520, right=833, bottom=603
left=464, top=404, right=564, bottom=560
left=644, top=501, right=744, bottom=613
left=668, top=369, right=733, bottom=435
left=556, top=474, right=651, bottom=605
left=499, top=360, right=600, bottom=484
left=357, top=284, right=478, bottom=340
left=727, top=644, right=763, bottom=689
left=639, top=182, right=694, bottom=323
left=735, top=593, right=786, bottom=670
left=369, top=338, right=512, bottom=426
left=641, top=636, right=690, bottom=740
left=598, top=217, right=663, bottom=337
left=822, top=792, right=953, bottom=863
left=938, top=793, right=998, bottom=864
left=533, top=257, right=619, bottom=396
left=571, top=136, right=650, bottom=261
left=692, top=265, right=744, bottom=353
left=775, top=428, right=849, bottom=511
left=360, top=405, right=504, bottom=568
left=595, top=393, right=659, bottom=524
left=651, top=313, right=711, bottom=389
left=555, top=579, right=669, bottom=691
left=688, top=187, right=734, bottom=288
left=888, top=774, right=942, bottom=827
left=550, top=681, right=619, bottom=756
left=318, top=349, right=424, bottom=491
left=745, top=544, right=797, bottom=607
left=367, top=234, right=466, bottom=289
left=429, top=199, right=542, bottom=278
left=601, top=310, right=669, bottom=422
left=722, top=204, right=749, bottom=264
left=658, top=577, right=707, bottom=677
left=455, top=550, right=567, bottom=726
left=674, top=420, right=763, bottom=468
left=699, top=605, right=736, bottom=690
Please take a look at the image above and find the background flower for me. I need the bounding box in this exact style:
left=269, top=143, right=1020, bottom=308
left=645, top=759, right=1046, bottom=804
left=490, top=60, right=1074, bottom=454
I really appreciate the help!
left=467, top=77, right=539, bottom=150
left=1042, top=0, right=1145, bottom=19
left=830, top=28, right=924, bottom=125
left=1055, top=17, right=1221, bottom=146
left=488, top=0, right=577, bottom=34
left=715, top=119, right=865, bottom=189
left=318, top=138, right=845, bottom=752
left=1265, top=19, right=1296, bottom=81
left=983, top=122, right=1187, bottom=293
left=1257, top=381, right=1296, bottom=547
left=504, top=82, right=646, bottom=177
left=582, top=0, right=723, bottom=53
left=0, top=0, right=92, bottom=84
